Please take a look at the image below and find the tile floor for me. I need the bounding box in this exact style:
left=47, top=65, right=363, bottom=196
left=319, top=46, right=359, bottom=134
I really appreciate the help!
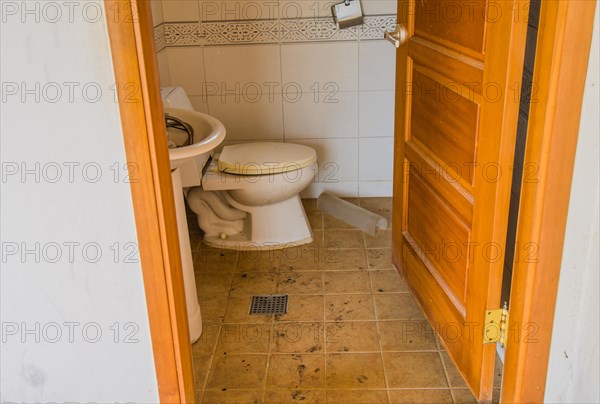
left=188, top=198, right=501, bottom=403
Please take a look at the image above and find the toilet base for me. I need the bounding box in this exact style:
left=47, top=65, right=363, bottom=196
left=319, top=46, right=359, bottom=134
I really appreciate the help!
left=203, top=195, right=313, bottom=250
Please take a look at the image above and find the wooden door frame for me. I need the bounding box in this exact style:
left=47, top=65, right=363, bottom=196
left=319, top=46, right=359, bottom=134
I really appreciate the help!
left=501, top=0, right=597, bottom=402
left=104, top=0, right=195, bottom=402
left=102, top=0, right=596, bottom=401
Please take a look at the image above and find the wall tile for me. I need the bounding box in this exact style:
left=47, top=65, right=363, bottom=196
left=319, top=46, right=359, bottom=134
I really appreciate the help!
left=361, top=0, right=397, bottom=15
left=359, top=90, right=395, bottom=137
left=167, top=47, right=206, bottom=96
left=200, top=0, right=279, bottom=21
left=359, top=40, right=396, bottom=91
left=203, top=45, right=281, bottom=94
left=162, top=0, right=200, bottom=22
left=292, top=138, right=359, bottom=183
left=151, top=0, right=164, bottom=26
left=281, top=42, right=359, bottom=92
left=283, top=91, right=359, bottom=139
left=188, top=95, right=210, bottom=113
left=301, top=181, right=360, bottom=198
left=157, top=49, right=172, bottom=88
left=279, top=0, right=336, bottom=19
left=359, top=137, right=394, bottom=181
left=207, top=93, right=284, bottom=140
left=359, top=181, right=393, bottom=197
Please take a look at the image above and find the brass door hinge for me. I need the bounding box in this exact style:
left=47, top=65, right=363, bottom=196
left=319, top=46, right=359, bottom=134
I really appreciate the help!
left=483, top=302, right=509, bottom=347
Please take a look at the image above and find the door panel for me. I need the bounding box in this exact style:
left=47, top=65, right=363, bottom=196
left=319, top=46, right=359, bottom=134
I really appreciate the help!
left=392, top=0, right=528, bottom=401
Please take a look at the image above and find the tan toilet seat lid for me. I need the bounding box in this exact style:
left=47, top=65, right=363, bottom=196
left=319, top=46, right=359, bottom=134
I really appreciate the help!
left=218, top=142, right=317, bottom=175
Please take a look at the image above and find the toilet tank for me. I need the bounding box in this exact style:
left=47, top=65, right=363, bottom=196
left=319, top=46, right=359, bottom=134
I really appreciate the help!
left=161, top=86, right=195, bottom=111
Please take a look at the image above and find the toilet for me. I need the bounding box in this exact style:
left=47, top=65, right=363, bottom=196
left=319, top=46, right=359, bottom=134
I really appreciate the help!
left=162, top=87, right=317, bottom=250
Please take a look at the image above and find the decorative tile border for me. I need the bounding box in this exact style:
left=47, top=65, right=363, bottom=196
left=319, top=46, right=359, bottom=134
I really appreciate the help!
left=155, top=15, right=396, bottom=48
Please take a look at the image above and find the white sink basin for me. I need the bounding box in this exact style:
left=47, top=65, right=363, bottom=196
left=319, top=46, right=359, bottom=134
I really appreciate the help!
left=164, top=107, right=226, bottom=170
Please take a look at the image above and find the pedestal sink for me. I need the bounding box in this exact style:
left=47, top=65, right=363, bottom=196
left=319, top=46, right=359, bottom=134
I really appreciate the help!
left=165, top=107, right=225, bottom=343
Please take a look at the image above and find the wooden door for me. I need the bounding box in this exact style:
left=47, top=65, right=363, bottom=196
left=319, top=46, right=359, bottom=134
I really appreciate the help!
left=391, top=0, right=529, bottom=401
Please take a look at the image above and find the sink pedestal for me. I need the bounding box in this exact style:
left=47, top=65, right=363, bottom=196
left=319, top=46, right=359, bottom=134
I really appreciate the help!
left=171, top=168, right=202, bottom=342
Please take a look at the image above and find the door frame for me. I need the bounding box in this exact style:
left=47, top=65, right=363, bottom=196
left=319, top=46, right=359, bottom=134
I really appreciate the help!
left=104, top=0, right=195, bottom=402
left=103, top=0, right=596, bottom=401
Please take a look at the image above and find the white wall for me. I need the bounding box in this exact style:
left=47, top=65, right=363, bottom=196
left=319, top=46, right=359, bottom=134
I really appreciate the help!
left=0, top=2, right=158, bottom=401
left=544, top=8, right=600, bottom=403
left=151, top=0, right=397, bottom=197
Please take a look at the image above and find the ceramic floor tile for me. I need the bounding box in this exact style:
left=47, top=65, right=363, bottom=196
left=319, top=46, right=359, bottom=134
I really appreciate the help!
left=325, top=321, right=380, bottom=352
left=193, top=323, right=220, bottom=353
left=194, top=246, right=238, bottom=272
left=277, top=271, right=324, bottom=295
left=206, top=354, right=267, bottom=390
left=266, top=354, right=325, bottom=389
left=214, top=323, right=271, bottom=355
left=374, top=294, right=425, bottom=320
left=195, top=272, right=234, bottom=298
left=198, top=296, right=228, bottom=323
left=324, top=270, right=372, bottom=294
left=325, top=229, right=366, bottom=249
left=201, top=389, right=264, bottom=404
left=301, top=198, right=318, bottom=212
left=383, top=352, right=448, bottom=388
left=365, top=229, right=392, bottom=248
left=307, top=210, right=323, bottom=230
left=275, top=294, right=324, bottom=322
left=370, top=270, right=408, bottom=293
left=192, top=351, right=213, bottom=396
left=367, top=248, right=394, bottom=269
left=388, top=389, right=453, bottom=403
left=321, top=248, right=368, bottom=271
left=224, top=295, right=273, bottom=324
left=326, top=390, right=389, bottom=404
left=440, top=351, right=467, bottom=388
left=263, top=389, right=326, bottom=403
left=325, top=294, right=376, bottom=321
left=280, top=246, right=327, bottom=271
left=452, top=388, right=478, bottom=404
left=237, top=250, right=281, bottom=272
left=379, top=320, right=438, bottom=351
left=326, top=353, right=386, bottom=389
left=229, top=272, right=278, bottom=297
left=271, top=322, right=324, bottom=353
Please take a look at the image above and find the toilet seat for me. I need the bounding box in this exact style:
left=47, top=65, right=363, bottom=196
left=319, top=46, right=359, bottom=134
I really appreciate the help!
left=218, top=142, right=317, bottom=175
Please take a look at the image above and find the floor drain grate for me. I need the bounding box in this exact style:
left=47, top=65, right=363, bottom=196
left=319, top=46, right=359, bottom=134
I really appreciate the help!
left=249, top=294, right=288, bottom=315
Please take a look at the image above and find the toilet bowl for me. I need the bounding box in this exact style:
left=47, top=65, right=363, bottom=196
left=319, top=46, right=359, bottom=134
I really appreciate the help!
left=162, top=87, right=317, bottom=250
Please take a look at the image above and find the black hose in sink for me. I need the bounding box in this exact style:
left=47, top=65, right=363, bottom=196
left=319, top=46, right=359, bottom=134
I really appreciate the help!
left=165, top=113, right=194, bottom=147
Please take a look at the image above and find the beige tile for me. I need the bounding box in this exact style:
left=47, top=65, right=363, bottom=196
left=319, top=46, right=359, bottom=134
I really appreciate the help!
left=374, top=294, right=425, bottom=320
left=324, top=229, right=365, bottom=249
left=301, top=198, right=319, bottom=212
left=230, top=272, right=278, bottom=296
left=206, top=354, right=267, bottom=390
left=280, top=246, right=326, bottom=271
left=202, top=389, right=264, bottom=404
left=264, top=389, right=326, bottom=403
left=214, top=324, right=271, bottom=355
left=275, top=295, right=324, bottom=322
left=326, top=390, right=388, bottom=404
left=277, top=272, right=324, bottom=295
left=440, top=351, right=467, bottom=388
left=192, top=351, right=212, bottom=395
left=326, top=353, right=386, bottom=389
left=324, top=213, right=358, bottom=230
left=494, top=354, right=503, bottom=386
left=237, top=249, right=281, bottom=272
left=388, top=389, right=453, bottom=403
left=198, top=296, right=228, bottom=323
left=224, top=295, right=273, bottom=324
left=307, top=210, right=323, bottom=230
left=195, top=272, right=233, bottom=298
left=266, top=354, right=325, bottom=389
left=325, top=321, right=380, bottom=352
left=370, top=270, right=408, bottom=293
left=193, top=322, right=220, bottom=353
left=379, top=320, right=438, bottom=351
left=493, top=388, right=501, bottom=404
left=452, top=388, right=477, bottom=404
left=194, top=246, right=237, bottom=272
left=383, top=352, right=448, bottom=388
left=271, top=322, right=324, bottom=353
left=365, top=229, right=392, bottom=248
left=359, top=197, right=392, bottom=226
left=324, top=270, right=371, bottom=294
left=325, top=294, right=376, bottom=321
left=321, top=248, right=368, bottom=271
left=367, top=248, right=394, bottom=269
